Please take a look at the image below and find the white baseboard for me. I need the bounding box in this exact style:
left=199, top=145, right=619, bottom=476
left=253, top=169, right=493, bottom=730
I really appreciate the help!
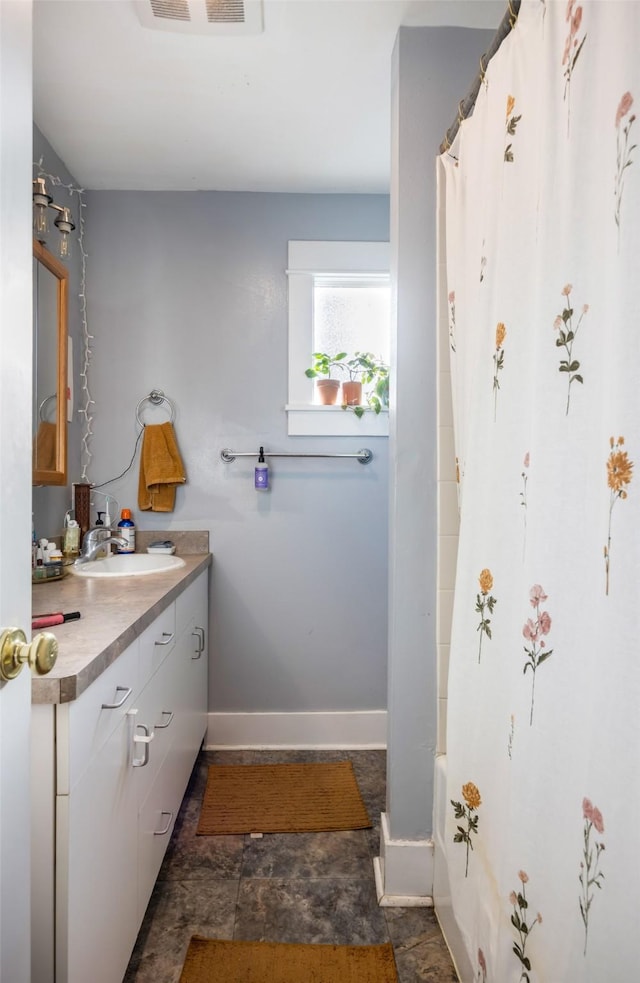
left=374, top=811, right=434, bottom=905
left=205, top=710, right=387, bottom=749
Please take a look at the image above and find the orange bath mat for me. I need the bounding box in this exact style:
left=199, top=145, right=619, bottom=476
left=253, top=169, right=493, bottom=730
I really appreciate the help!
left=196, top=761, right=371, bottom=835
left=179, top=936, right=398, bottom=983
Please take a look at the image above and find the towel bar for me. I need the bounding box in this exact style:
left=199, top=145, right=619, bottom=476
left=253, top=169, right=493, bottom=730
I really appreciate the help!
left=136, top=389, right=176, bottom=428
left=221, top=447, right=373, bottom=465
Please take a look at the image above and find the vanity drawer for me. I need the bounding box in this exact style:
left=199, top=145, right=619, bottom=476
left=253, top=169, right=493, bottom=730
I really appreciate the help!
left=138, top=601, right=176, bottom=682
left=57, top=638, right=139, bottom=795
left=175, top=571, right=208, bottom=637
left=130, top=645, right=180, bottom=805
left=137, top=736, right=190, bottom=922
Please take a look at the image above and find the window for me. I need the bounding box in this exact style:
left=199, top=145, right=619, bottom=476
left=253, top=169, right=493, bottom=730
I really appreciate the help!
left=287, top=240, right=390, bottom=437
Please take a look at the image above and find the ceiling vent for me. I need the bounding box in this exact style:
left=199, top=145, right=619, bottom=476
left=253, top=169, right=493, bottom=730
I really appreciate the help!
left=134, top=0, right=263, bottom=35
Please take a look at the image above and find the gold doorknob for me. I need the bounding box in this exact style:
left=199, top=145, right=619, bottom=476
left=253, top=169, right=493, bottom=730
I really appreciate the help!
left=0, top=628, right=58, bottom=681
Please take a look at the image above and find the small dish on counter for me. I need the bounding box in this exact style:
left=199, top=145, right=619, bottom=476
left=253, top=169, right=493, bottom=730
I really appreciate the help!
left=32, top=563, right=67, bottom=584
left=146, top=540, right=176, bottom=555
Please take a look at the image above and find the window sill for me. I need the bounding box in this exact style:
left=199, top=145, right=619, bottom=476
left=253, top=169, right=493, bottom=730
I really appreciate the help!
left=285, top=404, right=389, bottom=437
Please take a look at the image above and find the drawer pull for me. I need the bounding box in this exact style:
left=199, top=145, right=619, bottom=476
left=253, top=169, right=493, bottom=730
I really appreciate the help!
left=132, top=724, right=154, bottom=767
left=154, top=631, right=175, bottom=647
left=101, top=685, right=132, bottom=710
left=155, top=710, right=174, bottom=729
left=192, top=626, right=205, bottom=658
left=154, top=811, right=173, bottom=836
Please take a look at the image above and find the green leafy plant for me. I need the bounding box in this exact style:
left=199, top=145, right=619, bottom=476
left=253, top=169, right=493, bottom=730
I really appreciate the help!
left=304, top=351, right=389, bottom=418
left=304, top=352, right=348, bottom=380
left=342, top=352, right=381, bottom=383
left=342, top=352, right=389, bottom=418
left=366, top=371, right=390, bottom=415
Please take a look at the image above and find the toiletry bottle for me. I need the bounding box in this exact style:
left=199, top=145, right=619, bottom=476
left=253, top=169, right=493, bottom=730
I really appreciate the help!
left=93, top=511, right=110, bottom=558
left=117, top=509, right=136, bottom=554
left=255, top=447, right=269, bottom=489
left=63, top=513, right=80, bottom=559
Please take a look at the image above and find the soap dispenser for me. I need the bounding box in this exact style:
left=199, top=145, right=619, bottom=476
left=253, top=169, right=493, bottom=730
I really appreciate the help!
left=254, top=447, right=269, bottom=490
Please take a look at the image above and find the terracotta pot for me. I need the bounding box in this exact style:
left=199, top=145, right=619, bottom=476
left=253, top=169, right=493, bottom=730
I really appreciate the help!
left=342, top=381, right=363, bottom=406
left=316, top=379, right=341, bottom=405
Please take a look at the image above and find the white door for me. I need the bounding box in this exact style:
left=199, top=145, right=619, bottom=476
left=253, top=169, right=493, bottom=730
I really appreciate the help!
left=0, top=4, right=35, bottom=981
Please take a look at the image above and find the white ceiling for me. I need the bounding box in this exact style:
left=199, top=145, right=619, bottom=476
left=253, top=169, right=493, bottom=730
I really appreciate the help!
left=33, top=0, right=504, bottom=194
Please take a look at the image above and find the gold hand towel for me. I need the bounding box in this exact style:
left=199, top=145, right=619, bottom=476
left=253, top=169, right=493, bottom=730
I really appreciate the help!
left=138, top=422, right=186, bottom=513
left=33, top=421, right=57, bottom=472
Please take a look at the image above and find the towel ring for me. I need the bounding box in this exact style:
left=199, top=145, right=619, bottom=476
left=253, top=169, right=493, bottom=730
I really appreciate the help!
left=136, top=389, right=176, bottom=428
left=38, top=394, right=57, bottom=422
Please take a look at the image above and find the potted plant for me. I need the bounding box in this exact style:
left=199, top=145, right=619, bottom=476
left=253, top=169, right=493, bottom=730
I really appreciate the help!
left=342, top=353, right=389, bottom=418
left=304, top=351, right=390, bottom=415
left=339, top=352, right=380, bottom=407
left=304, top=352, right=348, bottom=405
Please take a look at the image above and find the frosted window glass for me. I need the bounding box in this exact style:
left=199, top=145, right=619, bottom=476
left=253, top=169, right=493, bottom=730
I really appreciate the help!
left=313, top=281, right=390, bottom=365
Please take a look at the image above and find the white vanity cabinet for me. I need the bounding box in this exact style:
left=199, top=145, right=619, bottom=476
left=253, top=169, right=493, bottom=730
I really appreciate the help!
left=32, top=567, right=209, bottom=983
left=136, top=574, right=208, bottom=922
left=56, top=637, right=140, bottom=983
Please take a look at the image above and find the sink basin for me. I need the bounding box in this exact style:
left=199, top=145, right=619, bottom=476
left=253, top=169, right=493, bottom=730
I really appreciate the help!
left=71, top=553, right=186, bottom=578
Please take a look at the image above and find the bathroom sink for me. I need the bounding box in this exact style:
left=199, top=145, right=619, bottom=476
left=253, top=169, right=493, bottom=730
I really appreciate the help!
left=71, top=554, right=186, bottom=578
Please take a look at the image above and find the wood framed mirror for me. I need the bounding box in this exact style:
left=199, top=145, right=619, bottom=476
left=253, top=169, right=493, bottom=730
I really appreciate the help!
left=33, top=239, right=68, bottom=486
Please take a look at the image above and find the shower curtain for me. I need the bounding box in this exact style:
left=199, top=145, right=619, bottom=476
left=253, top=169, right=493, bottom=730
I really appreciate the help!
left=439, top=2, right=639, bottom=980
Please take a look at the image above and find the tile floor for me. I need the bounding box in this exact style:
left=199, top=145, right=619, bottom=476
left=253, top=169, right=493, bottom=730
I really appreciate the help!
left=124, top=749, right=458, bottom=983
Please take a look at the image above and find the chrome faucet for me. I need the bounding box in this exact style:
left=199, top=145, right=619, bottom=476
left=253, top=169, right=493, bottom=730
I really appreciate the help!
left=74, top=527, right=128, bottom=566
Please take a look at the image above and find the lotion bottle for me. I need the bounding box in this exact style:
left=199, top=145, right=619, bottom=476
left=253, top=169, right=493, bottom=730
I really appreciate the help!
left=117, top=509, right=136, bottom=554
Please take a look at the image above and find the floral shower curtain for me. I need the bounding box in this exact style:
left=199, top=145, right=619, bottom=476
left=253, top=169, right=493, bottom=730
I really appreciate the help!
left=440, top=2, right=639, bottom=980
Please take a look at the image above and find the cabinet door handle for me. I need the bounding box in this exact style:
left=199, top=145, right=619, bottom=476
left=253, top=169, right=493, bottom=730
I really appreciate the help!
left=192, top=626, right=205, bottom=658
left=153, top=811, right=173, bottom=836
left=101, top=685, right=132, bottom=710
left=155, top=710, right=174, bottom=729
left=154, top=631, right=175, bottom=647
left=132, top=724, right=154, bottom=767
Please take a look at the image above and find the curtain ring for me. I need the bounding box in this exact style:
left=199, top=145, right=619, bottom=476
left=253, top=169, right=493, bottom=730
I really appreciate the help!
left=479, top=55, right=487, bottom=84
left=507, top=0, right=517, bottom=29
left=457, top=100, right=466, bottom=128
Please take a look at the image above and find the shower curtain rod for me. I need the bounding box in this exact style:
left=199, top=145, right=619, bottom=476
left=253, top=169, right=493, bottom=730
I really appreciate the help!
left=439, top=0, right=521, bottom=154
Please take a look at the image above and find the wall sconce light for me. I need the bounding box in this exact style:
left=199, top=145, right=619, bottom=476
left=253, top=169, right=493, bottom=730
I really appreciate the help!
left=33, top=177, right=75, bottom=260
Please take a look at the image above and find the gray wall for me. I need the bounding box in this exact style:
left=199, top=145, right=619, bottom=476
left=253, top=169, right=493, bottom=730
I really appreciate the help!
left=386, top=26, right=494, bottom=840
left=32, top=127, right=83, bottom=540
left=83, top=191, right=389, bottom=713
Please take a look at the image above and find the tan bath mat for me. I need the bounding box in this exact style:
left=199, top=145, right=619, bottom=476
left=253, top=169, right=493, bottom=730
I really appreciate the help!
left=196, top=761, right=371, bottom=835
left=179, top=936, right=398, bottom=983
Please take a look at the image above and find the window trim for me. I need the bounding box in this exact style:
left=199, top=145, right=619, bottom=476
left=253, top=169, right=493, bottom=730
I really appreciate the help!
left=286, top=240, right=390, bottom=437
